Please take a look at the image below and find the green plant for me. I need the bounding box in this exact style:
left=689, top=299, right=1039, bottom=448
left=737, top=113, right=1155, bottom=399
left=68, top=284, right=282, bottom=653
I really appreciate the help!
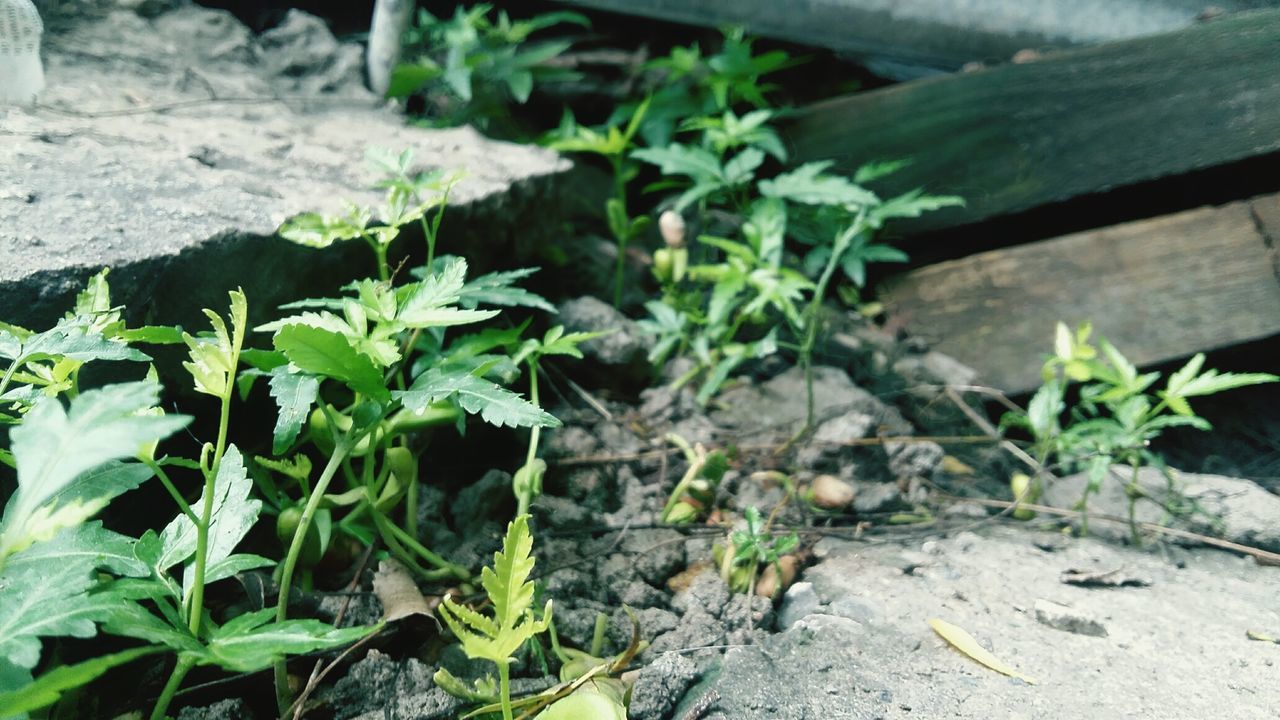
left=510, top=325, right=604, bottom=515
left=0, top=276, right=372, bottom=720
left=545, top=97, right=653, bottom=307
left=629, top=67, right=960, bottom=412
left=388, top=4, right=588, bottom=129
left=616, top=27, right=799, bottom=147
left=660, top=434, right=730, bottom=524
left=266, top=152, right=564, bottom=710
left=1006, top=322, right=1278, bottom=540
left=639, top=198, right=808, bottom=404
left=436, top=514, right=551, bottom=720
left=719, top=506, right=798, bottom=594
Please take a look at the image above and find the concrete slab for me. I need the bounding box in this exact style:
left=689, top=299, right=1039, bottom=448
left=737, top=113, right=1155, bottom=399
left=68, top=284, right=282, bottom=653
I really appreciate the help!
left=0, top=5, right=570, bottom=329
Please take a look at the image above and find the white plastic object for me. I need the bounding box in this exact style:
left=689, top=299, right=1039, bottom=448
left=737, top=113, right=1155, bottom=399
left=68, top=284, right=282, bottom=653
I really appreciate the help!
left=0, top=0, right=44, bottom=104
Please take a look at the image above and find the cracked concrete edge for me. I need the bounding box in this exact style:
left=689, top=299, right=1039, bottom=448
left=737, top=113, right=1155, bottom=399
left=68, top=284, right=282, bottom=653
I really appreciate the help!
left=0, top=162, right=577, bottom=332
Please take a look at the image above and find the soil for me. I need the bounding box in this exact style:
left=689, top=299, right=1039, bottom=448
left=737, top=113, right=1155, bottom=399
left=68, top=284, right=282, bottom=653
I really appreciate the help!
left=8, top=4, right=1280, bottom=720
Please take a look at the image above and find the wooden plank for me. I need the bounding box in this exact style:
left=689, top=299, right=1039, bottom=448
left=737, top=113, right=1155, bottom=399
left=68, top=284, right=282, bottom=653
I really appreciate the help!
left=557, top=0, right=1272, bottom=78
left=881, top=195, right=1280, bottom=393
left=784, top=9, right=1280, bottom=232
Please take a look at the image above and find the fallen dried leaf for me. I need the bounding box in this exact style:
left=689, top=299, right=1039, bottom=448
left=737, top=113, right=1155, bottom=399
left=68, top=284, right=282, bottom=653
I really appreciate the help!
left=372, top=558, right=436, bottom=622
left=928, top=617, right=1037, bottom=684
left=1246, top=630, right=1280, bottom=644
left=940, top=455, right=975, bottom=475
left=1060, top=567, right=1151, bottom=588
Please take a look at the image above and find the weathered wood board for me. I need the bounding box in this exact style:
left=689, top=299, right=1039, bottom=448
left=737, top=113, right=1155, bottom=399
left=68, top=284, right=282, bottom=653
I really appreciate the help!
left=784, top=9, right=1280, bottom=232
left=557, top=0, right=1279, bottom=78
left=881, top=195, right=1280, bottom=393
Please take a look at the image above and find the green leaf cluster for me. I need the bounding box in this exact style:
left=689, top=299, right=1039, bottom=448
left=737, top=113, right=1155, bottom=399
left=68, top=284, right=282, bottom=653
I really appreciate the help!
left=1006, top=322, right=1278, bottom=532
left=388, top=4, right=588, bottom=128
left=437, top=515, right=551, bottom=720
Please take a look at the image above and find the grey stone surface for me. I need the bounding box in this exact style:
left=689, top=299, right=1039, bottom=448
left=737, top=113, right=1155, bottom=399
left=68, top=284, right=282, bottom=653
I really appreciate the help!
left=176, top=699, right=253, bottom=720
left=1033, top=598, right=1108, bottom=637
left=777, top=581, right=821, bottom=630
left=0, top=5, right=569, bottom=329
left=322, top=650, right=465, bottom=720
left=711, top=365, right=910, bottom=443
left=731, top=526, right=1280, bottom=719
left=557, top=295, right=653, bottom=366
left=628, top=652, right=701, bottom=720
left=1044, top=465, right=1280, bottom=551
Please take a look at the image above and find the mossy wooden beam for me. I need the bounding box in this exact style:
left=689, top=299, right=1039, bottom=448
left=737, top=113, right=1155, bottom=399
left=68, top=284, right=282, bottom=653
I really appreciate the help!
left=784, top=9, right=1280, bottom=231
left=557, top=0, right=1270, bottom=77
left=881, top=195, right=1280, bottom=393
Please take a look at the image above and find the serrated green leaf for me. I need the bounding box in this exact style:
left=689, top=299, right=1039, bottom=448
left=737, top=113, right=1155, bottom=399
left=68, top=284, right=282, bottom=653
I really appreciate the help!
left=155, top=447, right=261, bottom=596
left=0, top=646, right=161, bottom=716
left=273, top=324, right=390, bottom=402
left=0, top=557, right=126, bottom=671
left=854, top=158, right=912, bottom=184
left=183, top=290, right=247, bottom=397
left=268, top=367, right=320, bottom=454
left=196, top=608, right=374, bottom=672
left=204, top=553, right=274, bottom=585
left=278, top=207, right=370, bottom=248
left=15, top=319, right=148, bottom=364
left=457, top=267, right=555, bottom=312
left=759, top=162, right=879, bottom=208
left=632, top=144, right=723, bottom=182
left=869, top=189, right=963, bottom=227
left=97, top=600, right=202, bottom=653
left=117, top=325, right=186, bottom=345
left=396, top=368, right=559, bottom=429
left=0, top=382, right=188, bottom=563
left=437, top=515, right=552, bottom=665
left=4, top=521, right=147, bottom=580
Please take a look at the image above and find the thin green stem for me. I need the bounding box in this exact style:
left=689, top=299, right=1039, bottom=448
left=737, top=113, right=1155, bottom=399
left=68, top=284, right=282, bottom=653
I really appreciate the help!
left=0, top=359, right=19, bottom=404
left=517, top=360, right=542, bottom=517
left=145, top=458, right=198, bottom=525
left=186, top=379, right=235, bottom=634
left=610, top=154, right=628, bottom=308
left=799, top=214, right=864, bottom=431
left=275, top=438, right=354, bottom=712
left=498, top=661, right=514, bottom=720
left=373, top=509, right=469, bottom=580
left=1128, top=457, right=1143, bottom=546
left=589, top=612, right=608, bottom=657
left=150, top=656, right=194, bottom=720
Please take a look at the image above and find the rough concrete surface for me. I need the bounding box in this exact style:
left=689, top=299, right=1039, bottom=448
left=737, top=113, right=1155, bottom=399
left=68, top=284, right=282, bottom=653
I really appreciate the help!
left=1046, top=465, right=1280, bottom=552
left=0, top=4, right=569, bottom=328
left=677, top=526, right=1280, bottom=719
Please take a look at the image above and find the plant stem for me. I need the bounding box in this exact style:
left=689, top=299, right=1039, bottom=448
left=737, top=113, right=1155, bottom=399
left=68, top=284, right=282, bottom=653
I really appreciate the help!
left=373, top=509, right=469, bottom=580
left=610, top=155, right=628, bottom=309
left=0, top=359, right=18, bottom=400
left=1128, top=457, right=1143, bottom=546
left=498, top=661, right=514, bottom=720
left=589, top=612, right=608, bottom=657
left=275, top=438, right=354, bottom=712
left=661, top=450, right=706, bottom=522
left=150, top=656, right=194, bottom=720
left=517, top=360, right=542, bottom=516
left=187, top=387, right=234, bottom=634
left=798, top=215, right=864, bottom=431
left=145, top=458, right=198, bottom=525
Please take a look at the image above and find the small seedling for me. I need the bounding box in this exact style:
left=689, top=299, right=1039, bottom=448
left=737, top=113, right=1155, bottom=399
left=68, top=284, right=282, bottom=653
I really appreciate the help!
left=510, top=325, right=606, bottom=515
left=436, top=514, right=551, bottom=720
left=545, top=97, right=653, bottom=307
left=388, top=4, right=589, bottom=130
left=661, top=433, right=729, bottom=524
left=1005, top=321, right=1278, bottom=540
left=719, top=506, right=799, bottom=596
